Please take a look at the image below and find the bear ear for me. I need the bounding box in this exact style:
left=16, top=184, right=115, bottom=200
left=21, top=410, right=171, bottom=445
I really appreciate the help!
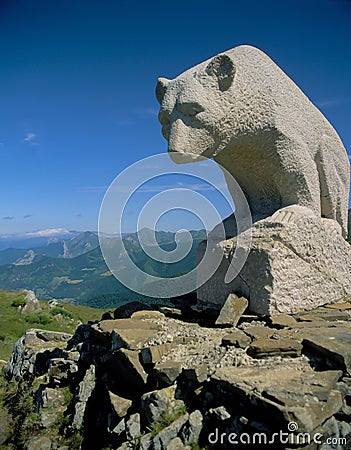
left=156, top=77, right=170, bottom=104
left=205, top=54, right=236, bottom=91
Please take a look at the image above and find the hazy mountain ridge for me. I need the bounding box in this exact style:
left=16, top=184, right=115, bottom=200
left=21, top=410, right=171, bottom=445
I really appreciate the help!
left=0, top=231, right=99, bottom=265
left=0, top=229, right=206, bottom=306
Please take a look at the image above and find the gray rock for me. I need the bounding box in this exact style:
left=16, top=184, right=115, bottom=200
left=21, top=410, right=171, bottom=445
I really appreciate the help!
left=26, top=436, right=51, bottom=450
left=108, top=391, right=132, bottom=419
left=215, top=294, right=248, bottom=327
left=152, top=361, right=183, bottom=387
left=4, top=329, right=67, bottom=380
left=72, top=364, right=95, bottom=429
left=211, top=366, right=343, bottom=432
left=152, top=414, right=189, bottom=450
left=0, top=407, right=11, bottom=446
left=91, top=319, right=159, bottom=350
left=209, top=406, right=231, bottom=421
left=126, top=413, right=140, bottom=442
left=140, top=343, right=174, bottom=365
left=110, top=418, right=125, bottom=436
left=36, top=330, right=72, bottom=342
left=141, top=385, right=185, bottom=427
left=270, top=314, right=297, bottom=328
left=113, top=348, right=148, bottom=392
left=48, top=358, right=78, bottom=385
left=166, top=437, right=188, bottom=449
left=183, top=365, right=208, bottom=384
left=221, top=329, right=251, bottom=348
left=113, top=301, right=152, bottom=319
left=157, top=45, right=350, bottom=315
left=181, top=410, right=203, bottom=444
left=303, top=325, right=351, bottom=374
left=139, top=432, right=153, bottom=450
left=22, top=289, right=42, bottom=314
left=243, top=326, right=274, bottom=340
left=318, top=416, right=351, bottom=450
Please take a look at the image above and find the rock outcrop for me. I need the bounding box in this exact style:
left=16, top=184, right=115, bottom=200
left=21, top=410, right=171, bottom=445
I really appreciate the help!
left=156, top=45, right=351, bottom=315
left=2, top=302, right=351, bottom=449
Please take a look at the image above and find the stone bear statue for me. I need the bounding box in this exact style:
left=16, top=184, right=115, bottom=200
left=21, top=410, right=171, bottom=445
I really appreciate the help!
left=156, top=45, right=350, bottom=238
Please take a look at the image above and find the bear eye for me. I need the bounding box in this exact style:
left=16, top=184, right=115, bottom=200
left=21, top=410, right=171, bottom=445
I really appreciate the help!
left=177, top=101, right=204, bottom=117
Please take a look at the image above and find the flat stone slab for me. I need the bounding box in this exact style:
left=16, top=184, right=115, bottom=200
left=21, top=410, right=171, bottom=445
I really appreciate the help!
left=303, top=325, right=351, bottom=374
left=211, top=366, right=343, bottom=432
left=243, top=326, right=274, bottom=340
left=247, top=338, right=302, bottom=358
left=215, top=294, right=248, bottom=327
left=91, top=319, right=161, bottom=350
left=270, top=314, right=297, bottom=328
left=221, top=329, right=251, bottom=348
left=108, top=391, right=132, bottom=419
left=325, top=302, right=351, bottom=310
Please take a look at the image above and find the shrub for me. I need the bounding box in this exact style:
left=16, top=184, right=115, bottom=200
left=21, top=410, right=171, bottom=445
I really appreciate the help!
left=50, top=306, right=74, bottom=319
left=23, top=312, right=53, bottom=325
left=11, top=297, right=27, bottom=308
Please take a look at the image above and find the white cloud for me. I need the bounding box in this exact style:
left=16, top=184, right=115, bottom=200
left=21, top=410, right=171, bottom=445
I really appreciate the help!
left=22, top=132, right=39, bottom=146
left=316, top=96, right=351, bottom=108
left=22, top=228, right=71, bottom=238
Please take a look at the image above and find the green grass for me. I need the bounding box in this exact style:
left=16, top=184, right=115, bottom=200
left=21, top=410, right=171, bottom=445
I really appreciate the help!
left=0, top=290, right=108, bottom=361
left=148, top=405, right=188, bottom=437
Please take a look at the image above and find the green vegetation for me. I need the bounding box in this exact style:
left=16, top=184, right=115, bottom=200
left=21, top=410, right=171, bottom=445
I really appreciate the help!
left=24, top=311, right=53, bottom=325
left=50, top=306, right=74, bottom=319
left=0, top=290, right=107, bottom=361
left=0, top=376, right=40, bottom=449
left=148, top=405, right=188, bottom=437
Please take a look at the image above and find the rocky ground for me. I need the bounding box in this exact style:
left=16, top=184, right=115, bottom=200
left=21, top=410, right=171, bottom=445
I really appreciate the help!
left=1, top=295, right=351, bottom=449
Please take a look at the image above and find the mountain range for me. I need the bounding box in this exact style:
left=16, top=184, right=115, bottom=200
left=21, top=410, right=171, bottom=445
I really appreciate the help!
left=0, top=229, right=206, bottom=307
left=0, top=231, right=99, bottom=265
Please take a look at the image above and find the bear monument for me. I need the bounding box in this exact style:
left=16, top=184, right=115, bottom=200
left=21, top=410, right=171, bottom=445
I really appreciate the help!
left=156, top=45, right=351, bottom=315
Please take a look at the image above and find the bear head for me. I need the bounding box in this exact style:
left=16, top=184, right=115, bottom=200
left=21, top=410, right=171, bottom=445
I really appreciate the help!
left=156, top=53, right=237, bottom=163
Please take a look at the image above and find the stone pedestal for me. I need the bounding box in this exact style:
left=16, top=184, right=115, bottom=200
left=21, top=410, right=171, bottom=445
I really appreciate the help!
left=196, top=206, right=351, bottom=316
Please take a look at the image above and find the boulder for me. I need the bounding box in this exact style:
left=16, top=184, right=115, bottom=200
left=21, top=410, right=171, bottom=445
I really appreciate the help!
left=112, top=348, right=148, bottom=393
left=243, top=325, right=274, bottom=340
left=72, top=364, right=96, bottom=429
left=302, top=325, right=351, bottom=374
left=140, top=343, right=174, bottom=365
left=141, top=385, right=185, bottom=427
left=0, top=407, right=11, bottom=446
left=180, top=409, right=204, bottom=444
left=165, top=437, right=188, bottom=449
left=198, top=207, right=351, bottom=316
left=22, top=290, right=42, bottom=314
left=91, top=319, right=160, bottom=350
left=108, top=391, right=132, bottom=419
left=221, top=330, right=251, bottom=348
left=113, top=301, right=152, bottom=319
left=48, top=358, right=78, bottom=385
left=211, top=366, right=343, bottom=432
left=183, top=365, right=208, bottom=384
left=152, top=361, right=183, bottom=387
left=270, top=314, right=297, bottom=328
left=215, top=294, right=248, bottom=327
left=125, top=413, right=141, bottom=442
left=26, top=436, right=51, bottom=450
left=4, top=329, right=68, bottom=380
left=152, top=414, right=189, bottom=450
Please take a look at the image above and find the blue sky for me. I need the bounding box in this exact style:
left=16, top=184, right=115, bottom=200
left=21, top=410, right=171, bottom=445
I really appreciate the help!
left=0, top=0, right=350, bottom=234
